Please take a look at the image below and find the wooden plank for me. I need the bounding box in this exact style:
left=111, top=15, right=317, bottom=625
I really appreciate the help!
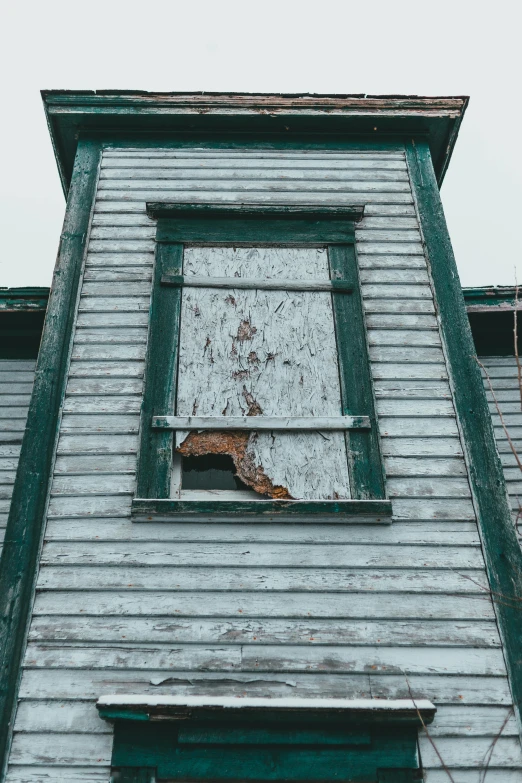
left=16, top=668, right=512, bottom=705
left=329, top=244, right=386, bottom=500
left=161, top=275, right=354, bottom=293
left=38, top=542, right=484, bottom=568
left=34, top=566, right=490, bottom=593
left=32, top=592, right=493, bottom=620
left=41, top=518, right=480, bottom=544
left=133, top=498, right=392, bottom=521
left=420, top=736, right=522, bottom=767
left=21, top=643, right=505, bottom=675
left=9, top=733, right=111, bottom=767
left=6, top=766, right=110, bottom=781
left=153, top=416, right=370, bottom=431
left=97, top=190, right=414, bottom=205
left=28, top=616, right=499, bottom=647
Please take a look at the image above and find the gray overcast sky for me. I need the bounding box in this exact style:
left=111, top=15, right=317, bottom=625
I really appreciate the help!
left=1, top=0, right=520, bottom=289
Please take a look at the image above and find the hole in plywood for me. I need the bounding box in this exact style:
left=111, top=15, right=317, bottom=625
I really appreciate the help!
left=181, top=454, right=251, bottom=491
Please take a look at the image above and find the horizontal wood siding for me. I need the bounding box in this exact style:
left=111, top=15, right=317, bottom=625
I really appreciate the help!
left=479, top=356, right=522, bottom=546
left=0, top=360, right=35, bottom=556
left=6, top=148, right=521, bottom=781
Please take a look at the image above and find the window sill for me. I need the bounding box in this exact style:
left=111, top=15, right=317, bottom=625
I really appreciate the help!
left=131, top=498, right=392, bottom=523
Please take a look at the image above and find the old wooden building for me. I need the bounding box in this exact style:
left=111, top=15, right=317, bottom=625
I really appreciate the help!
left=1, top=92, right=521, bottom=782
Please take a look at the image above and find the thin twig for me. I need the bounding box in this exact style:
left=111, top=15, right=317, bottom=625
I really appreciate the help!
left=477, top=358, right=522, bottom=473
left=452, top=569, right=522, bottom=609
left=479, top=706, right=514, bottom=783
left=405, top=678, right=456, bottom=783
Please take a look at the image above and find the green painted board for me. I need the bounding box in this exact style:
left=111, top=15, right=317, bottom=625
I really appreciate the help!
left=136, top=243, right=183, bottom=499
left=329, top=245, right=386, bottom=500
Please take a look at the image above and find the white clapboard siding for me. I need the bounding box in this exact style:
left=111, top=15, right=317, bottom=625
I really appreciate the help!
left=480, top=356, right=522, bottom=545
left=0, top=360, right=35, bottom=557
left=7, top=147, right=522, bottom=781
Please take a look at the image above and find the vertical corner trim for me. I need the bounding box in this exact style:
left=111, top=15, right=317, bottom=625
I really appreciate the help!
left=405, top=138, right=522, bottom=731
left=0, top=138, right=103, bottom=778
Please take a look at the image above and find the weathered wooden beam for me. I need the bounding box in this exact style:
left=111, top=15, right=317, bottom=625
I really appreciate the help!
left=97, top=695, right=436, bottom=725
left=152, top=415, right=370, bottom=430
left=131, top=497, right=393, bottom=522
left=147, top=202, right=365, bottom=222
left=160, top=275, right=354, bottom=293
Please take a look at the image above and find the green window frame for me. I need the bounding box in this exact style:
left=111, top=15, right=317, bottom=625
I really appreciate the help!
left=132, top=203, right=389, bottom=521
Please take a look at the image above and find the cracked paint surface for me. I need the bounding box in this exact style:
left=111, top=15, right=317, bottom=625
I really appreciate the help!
left=175, top=246, right=351, bottom=499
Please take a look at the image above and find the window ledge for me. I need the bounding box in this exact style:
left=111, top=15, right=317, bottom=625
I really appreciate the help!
left=97, top=695, right=435, bottom=727
left=131, top=498, right=392, bottom=523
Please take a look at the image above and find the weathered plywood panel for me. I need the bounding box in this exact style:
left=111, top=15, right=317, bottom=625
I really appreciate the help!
left=8, top=147, right=521, bottom=779
left=176, top=247, right=350, bottom=499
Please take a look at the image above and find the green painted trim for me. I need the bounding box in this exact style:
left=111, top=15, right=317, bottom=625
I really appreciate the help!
left=0, top=139, right=102, bottom=777
left=42, top=91, right=468, bottom=191
left=147, top=203, right=365, bottom=222
left=136, top=243, right=183, bottom=499
left=463, top=286, right=520, bottom=309
left=406, top=139, right=522, bottom=730
left=135, top=208, right=386, bottom=513
left=329, top=245, right=386, bottom=500
left=110, top=721, right=420, bottom=781
left=110, top=769, right=154, bottom=783
left=0, top=288, right=50, bottom=311
left=131, top=498, right=392, bottom=520
left=156, top=218, right=355, bottom=245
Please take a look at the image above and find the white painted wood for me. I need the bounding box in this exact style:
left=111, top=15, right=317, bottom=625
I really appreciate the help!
left=35, top=566, right=490, bottom=593
left=39, top=541, right=484, bottom=568
left=33, top=591, right=493, bottom=619
left=155, top=415, right=369, bottom=431
left=10, top=147, right=520, bottom=777
left=42, top=518, right=480, bottom=544
left=29, top=616, right=499, bottom=647
left=16, top=670, right=513, bottom=709
left=169, top=275, right=354, bottom=292
left=6, top=766, right=110, bottom=782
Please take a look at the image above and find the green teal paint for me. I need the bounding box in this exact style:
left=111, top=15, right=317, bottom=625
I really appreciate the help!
left=110, top=721, right=420, bottom=782
left=136, top=243, right=183, bottom=500
left=406, top=139, right=522, bottom=732
left=329, top=244, right=386, bottom=500
left=131, top=498, right=392, bottom=520
left=0, top=139, right=102, bottom=778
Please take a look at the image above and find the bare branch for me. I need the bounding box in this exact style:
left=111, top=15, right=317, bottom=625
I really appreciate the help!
left=404, top=677, right=456, bottom=783
left=479, top=706, right=514, bottom=783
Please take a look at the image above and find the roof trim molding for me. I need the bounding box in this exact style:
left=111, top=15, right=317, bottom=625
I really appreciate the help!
left=41, top=90, right=468, bottom=194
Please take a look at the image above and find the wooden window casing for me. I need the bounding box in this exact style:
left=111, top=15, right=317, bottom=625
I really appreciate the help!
left=132, top=204, right=389, bottom=521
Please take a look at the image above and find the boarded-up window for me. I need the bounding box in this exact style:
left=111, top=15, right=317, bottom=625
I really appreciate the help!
left=175, top=247, right=351, bottom=500
left=133, top=205, right=388, bottom=520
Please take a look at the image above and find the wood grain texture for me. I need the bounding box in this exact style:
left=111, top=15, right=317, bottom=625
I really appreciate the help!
left=177, top=246, right=351, bottom=500
left=9, top=144, right=521, bottom=778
